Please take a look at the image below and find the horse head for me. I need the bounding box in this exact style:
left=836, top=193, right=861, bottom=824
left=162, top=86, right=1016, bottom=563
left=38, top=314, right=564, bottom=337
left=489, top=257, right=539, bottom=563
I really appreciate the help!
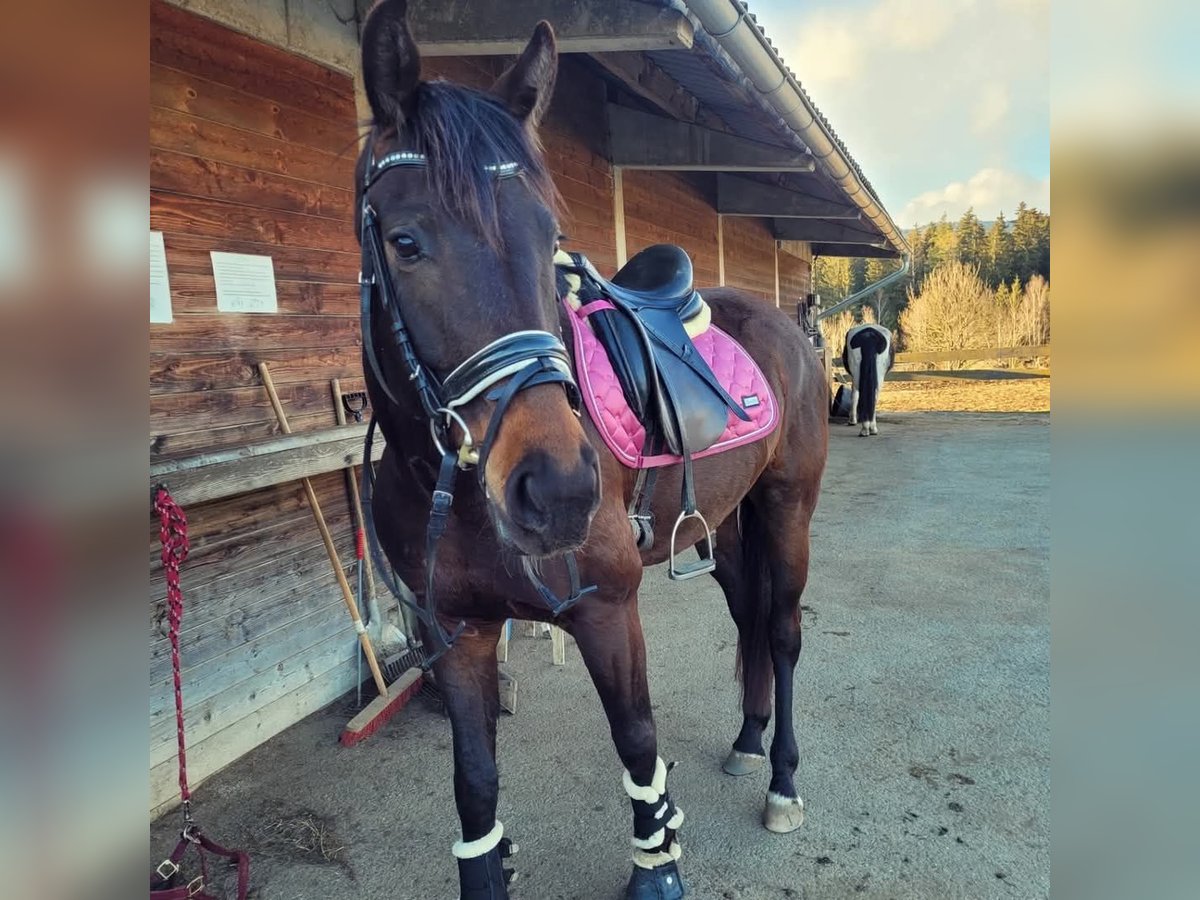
left=357, top=0, right=600, bottom=557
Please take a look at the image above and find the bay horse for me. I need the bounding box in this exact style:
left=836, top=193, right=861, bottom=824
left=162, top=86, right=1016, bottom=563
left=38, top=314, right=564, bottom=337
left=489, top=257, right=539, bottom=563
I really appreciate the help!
left=842, top=323, right=895, bottom=436
left=355, top=3, right=828, bottom=897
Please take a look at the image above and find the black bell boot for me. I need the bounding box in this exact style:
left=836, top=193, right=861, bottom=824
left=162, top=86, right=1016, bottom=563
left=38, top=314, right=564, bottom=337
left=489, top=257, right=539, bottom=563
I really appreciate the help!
left=625, top=850, right=686, bottom=899
left=453, top=823, right=517, bottom=900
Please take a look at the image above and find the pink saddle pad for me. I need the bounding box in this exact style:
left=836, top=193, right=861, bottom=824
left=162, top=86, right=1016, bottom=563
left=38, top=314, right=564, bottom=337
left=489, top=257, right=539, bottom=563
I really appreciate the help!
left=567, top=299, right=779, bottom=469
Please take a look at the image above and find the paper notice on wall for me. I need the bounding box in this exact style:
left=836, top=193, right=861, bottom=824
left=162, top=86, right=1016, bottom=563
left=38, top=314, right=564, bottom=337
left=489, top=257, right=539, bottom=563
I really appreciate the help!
left=211, top=251, right=278, bottom=313
left=149, top=231, right=173, bottom=324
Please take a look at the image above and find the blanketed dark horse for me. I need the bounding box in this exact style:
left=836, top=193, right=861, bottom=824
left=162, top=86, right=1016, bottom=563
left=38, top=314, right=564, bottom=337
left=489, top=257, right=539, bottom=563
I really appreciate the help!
left=355, top=3, right=828, bottom=896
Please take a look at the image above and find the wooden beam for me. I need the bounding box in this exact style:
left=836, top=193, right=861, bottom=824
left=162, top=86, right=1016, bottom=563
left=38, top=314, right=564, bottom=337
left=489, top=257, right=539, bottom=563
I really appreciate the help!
left=608, top=105, right=814, bottom=172
left=894, top=345, right=1050, bottom=365
left=772, top=218, right=886, bottom=243
left=151, top=424, right=384, bottom=507
left=408, top=1, right=693, bottom=55
left=717, top=174, right=860, bottom=219
left=590, top=51, right=731, bottom=132
left=810, top=242, right=901, bottom=259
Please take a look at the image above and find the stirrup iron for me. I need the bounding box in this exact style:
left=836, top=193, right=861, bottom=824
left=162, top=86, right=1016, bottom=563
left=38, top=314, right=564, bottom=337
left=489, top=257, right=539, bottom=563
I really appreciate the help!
left=668, top=509, right=716, bottom=581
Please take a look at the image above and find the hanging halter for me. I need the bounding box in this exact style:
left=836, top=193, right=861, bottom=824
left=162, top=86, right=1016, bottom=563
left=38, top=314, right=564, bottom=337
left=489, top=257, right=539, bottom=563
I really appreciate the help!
left=358, top=148, right=596, bottom=669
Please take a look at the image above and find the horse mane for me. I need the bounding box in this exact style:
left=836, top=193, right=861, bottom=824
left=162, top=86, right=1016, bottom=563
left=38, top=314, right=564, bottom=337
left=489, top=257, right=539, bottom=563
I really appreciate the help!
left=385, top=79, right=561, bottom=247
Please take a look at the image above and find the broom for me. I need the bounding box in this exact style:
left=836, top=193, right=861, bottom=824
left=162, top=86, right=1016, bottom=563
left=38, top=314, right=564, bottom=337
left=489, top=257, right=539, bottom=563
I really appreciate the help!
left=329, top=381, right=440, bottom=712
left=258, top=363, right=422, bottom=746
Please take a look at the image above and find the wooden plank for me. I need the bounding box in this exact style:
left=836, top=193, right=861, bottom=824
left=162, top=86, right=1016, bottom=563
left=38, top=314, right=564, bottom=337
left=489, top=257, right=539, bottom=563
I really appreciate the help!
left=150, top=63, right=359, bottom=156
left=163, top=272, right=355, bottom=317
left=717, top=174, right=860, bottom=219
left=162, top=232, right=357, bottom=284
left=150, top=106, right=356, bottom=189
left=151, top=347, right=362, bottom=395
left=150, top=314, right=360, bottom=353
left=151, top=0, right=354, bottom=121
left=151, top=191, right=358, bottom=255
left=410, top=1, right=693, bottom=54
left=772, top=218, right=886, bottom=244
left=151, top=649, right=356, bottom=816
left=149, top=473, right=350, bottom=572
left=151, top=425, right=383, bottom=508
left=149, top=488, right=353, bottom=605
left=150, top=378, right=363, bottom=436
left=894, top=345, right=1051, bottom=365
left=151, top=627, right=355, bottom=769
left=810, top=242, right=900, bottom=259
left=608, top=105, right=813, bottom=172
left=151, top=412, right=333, bottom=461
left=150, top=563, right=351, bottom=693
left=150, top=527, right=349, bottom=647
left=151, top=150, right=354, bottom=221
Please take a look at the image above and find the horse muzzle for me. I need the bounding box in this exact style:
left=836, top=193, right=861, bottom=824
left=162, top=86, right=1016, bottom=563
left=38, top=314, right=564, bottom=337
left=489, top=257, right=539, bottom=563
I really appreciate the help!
left=496, top=444, right=600, bottom=555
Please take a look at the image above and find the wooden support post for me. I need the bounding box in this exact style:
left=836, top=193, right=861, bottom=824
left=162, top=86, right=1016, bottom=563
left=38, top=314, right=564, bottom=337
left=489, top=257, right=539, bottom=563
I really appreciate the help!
left=497, top=619, right=511, bottom=662
left=551, top=625, right=566, bottom=666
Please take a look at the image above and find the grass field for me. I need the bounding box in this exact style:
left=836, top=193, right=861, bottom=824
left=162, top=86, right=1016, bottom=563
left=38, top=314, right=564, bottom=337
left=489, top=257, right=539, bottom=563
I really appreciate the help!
left=880, top=375, right=1051, bottom=413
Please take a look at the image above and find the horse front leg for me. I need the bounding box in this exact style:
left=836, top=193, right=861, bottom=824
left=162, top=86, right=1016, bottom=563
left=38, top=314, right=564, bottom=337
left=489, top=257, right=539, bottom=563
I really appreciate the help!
left=431, top=622, right=517, bottom=899
left=570, top=594, right=687, bottom=900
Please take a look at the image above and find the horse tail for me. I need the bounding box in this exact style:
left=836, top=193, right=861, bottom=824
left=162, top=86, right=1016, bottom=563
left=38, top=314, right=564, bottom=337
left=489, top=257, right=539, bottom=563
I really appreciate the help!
left=734, top=499, right=774, bottom=717
left=852, top=327, right=887, bottom=424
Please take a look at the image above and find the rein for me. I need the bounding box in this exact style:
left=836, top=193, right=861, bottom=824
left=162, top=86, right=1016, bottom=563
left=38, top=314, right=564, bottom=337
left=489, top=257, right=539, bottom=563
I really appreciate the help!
left=358, top=148, right=595, bottom=669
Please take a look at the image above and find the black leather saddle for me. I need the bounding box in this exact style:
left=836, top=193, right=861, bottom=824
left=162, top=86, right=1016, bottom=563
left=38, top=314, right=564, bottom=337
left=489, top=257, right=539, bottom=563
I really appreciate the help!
left=561, top=245, right=749, bottom=457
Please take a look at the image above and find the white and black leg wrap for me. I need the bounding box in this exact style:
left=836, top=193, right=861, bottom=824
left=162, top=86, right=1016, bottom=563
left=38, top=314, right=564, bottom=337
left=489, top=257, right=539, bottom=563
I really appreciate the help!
left=453, top=822, right=518, bottom=900
left=623, top=757, right=685, bottom=865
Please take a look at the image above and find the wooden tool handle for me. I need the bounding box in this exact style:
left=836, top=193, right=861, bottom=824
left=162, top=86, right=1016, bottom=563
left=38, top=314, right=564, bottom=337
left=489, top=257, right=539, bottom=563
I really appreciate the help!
left=331, top=379, right=378, bottom=605
left=260, top=364, right=389, bottom=698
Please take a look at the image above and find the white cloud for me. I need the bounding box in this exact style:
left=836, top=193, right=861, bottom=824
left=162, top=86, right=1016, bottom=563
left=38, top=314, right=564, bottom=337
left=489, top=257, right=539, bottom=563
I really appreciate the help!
left=973, top=83, right=1011, bottom=134
left=899, top=168, right=1050, bottom=225
left=763, top=0, right=1049, bottom=218
left=793, top=0, right=972, bottom=84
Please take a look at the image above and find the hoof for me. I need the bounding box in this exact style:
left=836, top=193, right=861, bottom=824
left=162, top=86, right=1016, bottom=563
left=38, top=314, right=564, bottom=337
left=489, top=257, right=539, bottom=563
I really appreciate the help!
left=763, top=793, right=805, bottom=833
left=626, top=860, right=686, bottom=899
left=722, top=749, right=766, bottom=777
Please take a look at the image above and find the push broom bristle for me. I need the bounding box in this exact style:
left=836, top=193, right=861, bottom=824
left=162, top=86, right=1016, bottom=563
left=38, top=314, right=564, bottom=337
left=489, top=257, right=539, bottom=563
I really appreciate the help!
left=339, top=667, right=424, bottom=747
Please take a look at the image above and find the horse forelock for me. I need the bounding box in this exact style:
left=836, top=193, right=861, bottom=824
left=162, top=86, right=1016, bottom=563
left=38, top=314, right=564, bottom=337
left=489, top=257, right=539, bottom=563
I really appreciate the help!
left=368, top=80, right=561, bottom=249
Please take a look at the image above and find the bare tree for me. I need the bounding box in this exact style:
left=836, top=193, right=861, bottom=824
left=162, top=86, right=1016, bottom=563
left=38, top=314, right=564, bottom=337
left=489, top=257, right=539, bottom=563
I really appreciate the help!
left=899, top=263, right=996, bottom=368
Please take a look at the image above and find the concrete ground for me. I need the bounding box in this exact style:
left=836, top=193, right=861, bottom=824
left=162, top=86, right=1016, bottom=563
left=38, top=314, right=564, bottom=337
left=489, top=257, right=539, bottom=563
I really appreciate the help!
left=152, top=411, right=1050, bottom=899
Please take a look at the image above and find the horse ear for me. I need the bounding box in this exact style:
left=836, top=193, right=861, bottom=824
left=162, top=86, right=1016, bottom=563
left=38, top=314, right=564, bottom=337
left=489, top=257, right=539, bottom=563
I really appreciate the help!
left=491, top=21, right=558, bottom=127
left=362, top=0, right=421, bottom=128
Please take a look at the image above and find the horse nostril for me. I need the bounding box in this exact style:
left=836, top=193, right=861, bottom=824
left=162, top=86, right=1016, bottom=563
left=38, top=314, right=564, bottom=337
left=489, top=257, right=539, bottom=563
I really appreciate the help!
left=510, top=468, right=549, bottom=531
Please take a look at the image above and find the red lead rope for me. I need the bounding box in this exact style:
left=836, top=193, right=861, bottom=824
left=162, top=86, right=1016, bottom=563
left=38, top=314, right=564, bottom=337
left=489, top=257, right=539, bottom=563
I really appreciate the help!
left=152, top=486, right=250, bottom=899
left=156, top=486, right=193, bottom=811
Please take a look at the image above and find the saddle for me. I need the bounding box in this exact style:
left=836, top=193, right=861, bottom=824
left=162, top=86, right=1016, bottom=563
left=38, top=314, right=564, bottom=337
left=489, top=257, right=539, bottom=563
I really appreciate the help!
left=557, top=245, right=752, bottom=580
left=560, top=245, right=749, bottom=457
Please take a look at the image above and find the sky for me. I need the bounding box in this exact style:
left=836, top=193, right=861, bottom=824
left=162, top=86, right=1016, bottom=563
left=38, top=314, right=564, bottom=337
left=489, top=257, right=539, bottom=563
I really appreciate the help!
left=745, top=0, right=1050, bottom=228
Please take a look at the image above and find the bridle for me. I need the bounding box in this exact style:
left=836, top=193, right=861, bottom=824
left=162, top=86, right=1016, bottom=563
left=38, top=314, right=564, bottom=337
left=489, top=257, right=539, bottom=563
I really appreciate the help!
left=357, top=147, right=596, bottom=668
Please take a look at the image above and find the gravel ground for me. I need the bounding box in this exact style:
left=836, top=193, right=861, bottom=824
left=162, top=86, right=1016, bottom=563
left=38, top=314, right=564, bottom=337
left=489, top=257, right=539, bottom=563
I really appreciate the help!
left=152, top=411, right=1050, bottom=899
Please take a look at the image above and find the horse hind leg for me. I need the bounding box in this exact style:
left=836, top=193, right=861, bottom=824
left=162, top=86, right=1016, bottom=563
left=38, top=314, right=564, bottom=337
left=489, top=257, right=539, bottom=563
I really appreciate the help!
left=710, top=509, right=772, bottom=778
left=745, top=488, right=815, bottom=834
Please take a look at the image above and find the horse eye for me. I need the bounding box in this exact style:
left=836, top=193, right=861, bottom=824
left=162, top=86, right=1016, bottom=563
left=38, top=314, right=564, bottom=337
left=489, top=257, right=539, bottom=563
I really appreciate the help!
left=392, top=234, right=421, bottom=260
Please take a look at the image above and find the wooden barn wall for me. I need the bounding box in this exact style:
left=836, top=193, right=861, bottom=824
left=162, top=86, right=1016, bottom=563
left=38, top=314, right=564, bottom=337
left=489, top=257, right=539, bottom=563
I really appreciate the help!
left=722, top=216, right=777, bottom=302
left=149, top=0, right=365, bottom=814
left=622, top=171, right=721, bottom=288
left=777, top=244, right=813, bottom=325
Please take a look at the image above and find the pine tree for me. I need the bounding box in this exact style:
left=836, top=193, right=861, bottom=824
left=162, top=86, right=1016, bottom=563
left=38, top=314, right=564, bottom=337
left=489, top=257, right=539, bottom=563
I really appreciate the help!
left=985, top=212, right=1014, bottom=286
left=956, top=207, right=987, bottom=270
left=1011, top=202, right=1050, bottom=283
